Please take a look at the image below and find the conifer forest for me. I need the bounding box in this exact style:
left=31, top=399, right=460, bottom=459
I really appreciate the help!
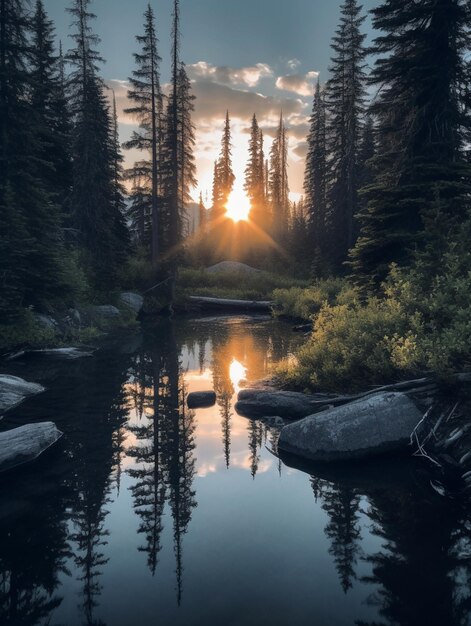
left=0, top=2, right=471, bottom=625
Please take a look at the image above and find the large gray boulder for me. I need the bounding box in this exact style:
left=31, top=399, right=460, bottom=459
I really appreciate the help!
left=120, top=292, right=144, bottom=315
left=278, top=392, right=423, bottom=462
left=0, top=375, right=45, bottom=415
left=0, top=422, right=63, bottom=472
left=236, top=389, right=327, bottom=419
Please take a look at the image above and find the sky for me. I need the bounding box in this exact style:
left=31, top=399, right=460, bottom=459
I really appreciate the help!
left=44, top=0, right=378, bottom=202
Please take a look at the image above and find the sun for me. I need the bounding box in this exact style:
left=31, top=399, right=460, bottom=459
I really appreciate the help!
left=225, top=189, right=251, bottom=222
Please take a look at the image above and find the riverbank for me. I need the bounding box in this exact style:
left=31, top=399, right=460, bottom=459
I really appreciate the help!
left=0, top=293, right=142, bottom=357
left=273, top=267, right=471, bottom=393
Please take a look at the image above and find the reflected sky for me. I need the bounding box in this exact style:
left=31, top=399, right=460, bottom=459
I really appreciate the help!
left=0, top=317, right=469, bottom=626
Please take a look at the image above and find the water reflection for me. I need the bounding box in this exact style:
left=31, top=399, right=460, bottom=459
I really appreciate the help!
left=283, top=453, right=471, bottom=626
left=0, top=317, right=469, bottom=625
left=127, top=326, right=197, bottom=604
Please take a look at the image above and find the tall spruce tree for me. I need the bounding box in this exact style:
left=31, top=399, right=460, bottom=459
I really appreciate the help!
left=212, top=111, right=235, bottom=222
left=162, top=0, right=181, bottom=253
left=304, top=79, right=328, bottom=273
left=124, top=4, right=163, bottom=264
left=0, top=0, right=33, bottom=318
left=350, top=0, right=471, bottom=288
left=1, top=0, right=73, bottom=318
left=325, top=0, right=367, bottom=272
left=268, top=112, right=290, bottom=242
left=67, top=0, right=129, bottom=289
left=176, top=62, right=197, bottom=229
left=244, top=114, right=264, bottom=210
left=30, top=3, right=73, bottom=218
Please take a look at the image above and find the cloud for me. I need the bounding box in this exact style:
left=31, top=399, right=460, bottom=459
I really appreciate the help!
left=191, top=79, right=305, bottom=126
left=287, top=58, right=301, bottom=71
left=276, top=71, right=319, bottom=97
left=293, top=141, right=308, bottom=159
left=108, top=63, right=310, bottom=197
left=187, top=61, right=273, bottom=88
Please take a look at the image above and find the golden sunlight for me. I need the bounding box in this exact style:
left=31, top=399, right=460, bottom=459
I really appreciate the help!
left=229, top=359, right=247, bottom=390
left=225, top=189, right=251, bottom=222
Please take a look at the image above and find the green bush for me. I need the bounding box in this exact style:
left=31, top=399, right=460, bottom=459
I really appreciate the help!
left=273, top=278, right=348, bottom=320
left=0, top=309, right=57, bottom=353
left=277, top=296, right=417, bottom=391
left=277, top=256, right=471, bottom=392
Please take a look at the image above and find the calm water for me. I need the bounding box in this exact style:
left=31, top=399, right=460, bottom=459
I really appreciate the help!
left=0, top=316, right=470, bottom=626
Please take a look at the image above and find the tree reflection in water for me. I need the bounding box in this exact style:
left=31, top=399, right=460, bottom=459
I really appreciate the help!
left=0, top=318, right=469, bottom=626
left=285, top=455, right=471, bottom=626
left=127, top=322, right=197, bottom=604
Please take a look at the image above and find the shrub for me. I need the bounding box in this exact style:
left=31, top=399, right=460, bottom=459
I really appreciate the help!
left=273, top=278, right=348, bottom=320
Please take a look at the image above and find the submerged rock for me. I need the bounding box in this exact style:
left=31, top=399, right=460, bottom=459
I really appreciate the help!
left=187, top=391, right=217, bottom=409
left=278, top=392, right=423, bottom=462
left=236, top=389, right=327, bottom=419
left=120, top=292, right=144, bottom=315
left=0, top=375, right=45, bottom=415
left=0, top=422, right=63, bottom=472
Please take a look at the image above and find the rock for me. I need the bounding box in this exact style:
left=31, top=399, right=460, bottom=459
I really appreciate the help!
left=120, top=292, right=144, bottom=315
left=278, top=392, right=423, bottom=462
left=187, top=391, right=217, bottom=409
left=89, top=305, right=121, bottom=320
left=0, top=375, right=45, bottom=415
left=0, top=422, right=63, bottom=472
left=205, top=261, right=262, bottom=275
left=236, top=389, right=326, bottom=419
left=34, top=313, right=58, bottom=330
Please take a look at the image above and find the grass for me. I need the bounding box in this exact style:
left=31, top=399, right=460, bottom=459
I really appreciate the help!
left=176, top=268, right=310, bottom=302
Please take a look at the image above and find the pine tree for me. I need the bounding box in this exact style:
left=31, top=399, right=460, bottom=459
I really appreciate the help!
left=0, top=0, right=73, bottom=318
left=22, top=0, right=75, bottom=308
left=212, top=111, right=235, bottom=222
left=67, top=0, right=129, bottom=288
left=350, top=0, right=471, bottom=288
left=325, top=0, right=367, bottom=272
left=198, top=191, right=206, bottom=232
left=162, top=0, right=181, bottom=252
left=127, top=163, right=152, bottom=246
left=304, top=79, right=328, bottom=272
left=245, top=114, right=263, bottom=208
left=30, top=3, right=73, bottom=217
left=0, top=0, right=34, bottom=318
left=124, top=4, right=163, bottom=264
left=268, top=112, right=290, bottom=242
left=176, top=62, right=197, bottom=229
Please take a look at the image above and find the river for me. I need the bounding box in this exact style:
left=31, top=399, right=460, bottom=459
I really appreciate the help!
left=0, top=316, right=469, bottom=626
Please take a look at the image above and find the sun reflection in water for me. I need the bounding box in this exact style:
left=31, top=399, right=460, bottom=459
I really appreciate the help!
left=229, top=358, right=247, bottom=392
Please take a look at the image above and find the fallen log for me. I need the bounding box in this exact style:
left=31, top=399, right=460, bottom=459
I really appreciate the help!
left=0, top=422, right=63, bottom=472
left=189, top=296, right=274, bottom=312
